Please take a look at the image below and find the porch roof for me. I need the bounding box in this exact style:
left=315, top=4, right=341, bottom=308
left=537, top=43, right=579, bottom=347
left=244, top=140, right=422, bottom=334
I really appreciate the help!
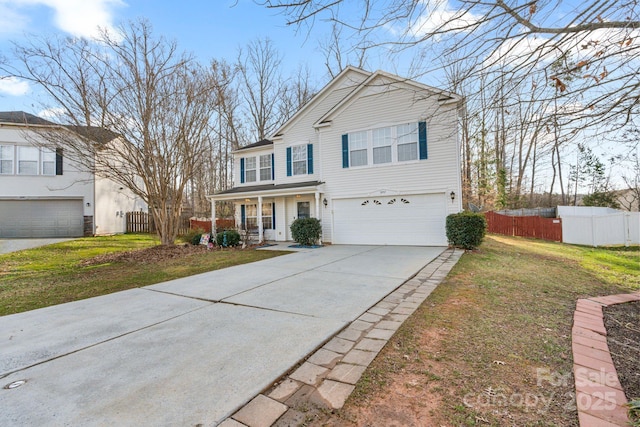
left=209, top=180, right=324, bottom=201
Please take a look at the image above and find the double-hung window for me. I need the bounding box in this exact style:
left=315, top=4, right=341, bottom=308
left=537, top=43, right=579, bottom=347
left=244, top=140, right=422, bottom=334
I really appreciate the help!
left=42, top=148, right=56, bottom=176
left=349, top=131, right=368, bottom=167
left=18, top=146, right=39, bottom=175
left=245, top=204, right=258, bottom=229
left=372, top=127, right=392, bottom=164
left=0, top=145, right=14, bottom=174
left=396, top=123, right=419, bottom=162
left=244, top=157, right=256, bottom=183
left=259, top=154, right=272, bottom=181
left=292, top=145, right=307, bottom=175
left=261, top=203, right=273, bottom=229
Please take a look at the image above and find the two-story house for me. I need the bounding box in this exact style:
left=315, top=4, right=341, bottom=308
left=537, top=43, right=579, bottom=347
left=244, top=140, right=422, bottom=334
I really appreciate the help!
left=0, top=111, right=147, bottom=238
left=209, top=67, right=463, bottom=246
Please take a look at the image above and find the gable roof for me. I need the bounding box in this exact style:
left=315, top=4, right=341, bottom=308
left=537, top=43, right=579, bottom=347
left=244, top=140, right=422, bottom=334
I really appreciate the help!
left=271, top=66, right=372, bottom=138
left=0, top=111, right=54, bottom=126
left=312, top=69, right=463, bottom=128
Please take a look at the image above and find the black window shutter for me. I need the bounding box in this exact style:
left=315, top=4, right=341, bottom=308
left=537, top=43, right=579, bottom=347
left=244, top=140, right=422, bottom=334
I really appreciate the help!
left=55, top=148, right=63, bottom=175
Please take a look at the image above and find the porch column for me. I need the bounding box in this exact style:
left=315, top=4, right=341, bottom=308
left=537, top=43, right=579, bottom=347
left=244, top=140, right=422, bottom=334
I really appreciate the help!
left=257, top=195, right=263, bottom=243
left=211, top=199, right=216, bottom=236
left=315, top=191, right=321, bottom=244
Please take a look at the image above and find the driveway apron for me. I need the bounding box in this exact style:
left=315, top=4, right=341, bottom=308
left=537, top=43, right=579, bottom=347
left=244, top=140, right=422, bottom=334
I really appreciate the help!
left=0, top=245, right=445, bottom=426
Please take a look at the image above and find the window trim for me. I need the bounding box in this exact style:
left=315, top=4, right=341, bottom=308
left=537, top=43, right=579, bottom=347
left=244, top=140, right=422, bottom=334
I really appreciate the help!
left=259, top=154, right=272, bottom=182
left=291, top=144, right=308, bottom=176
left=17, top=146, right=40, bottom=176
left=343, top=121, right=426, bottom=169
left=0, top=144, right=14, bottom=175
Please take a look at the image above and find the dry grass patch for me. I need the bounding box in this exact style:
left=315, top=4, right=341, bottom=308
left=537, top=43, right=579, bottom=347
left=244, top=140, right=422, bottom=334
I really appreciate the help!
left=310, top=235, right=638, bottom=427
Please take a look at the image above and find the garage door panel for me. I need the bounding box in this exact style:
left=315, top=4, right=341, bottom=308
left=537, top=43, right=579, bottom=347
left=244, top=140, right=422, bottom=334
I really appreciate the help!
left=0, top=200, right=84, bottom=238
left=332, top=194, right=447, bottom=246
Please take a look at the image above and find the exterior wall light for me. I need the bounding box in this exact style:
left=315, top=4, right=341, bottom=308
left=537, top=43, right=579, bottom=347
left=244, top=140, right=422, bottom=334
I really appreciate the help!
left=323, top=198, right=328, bottom=208
left=450, top=191, right=456, bottom=202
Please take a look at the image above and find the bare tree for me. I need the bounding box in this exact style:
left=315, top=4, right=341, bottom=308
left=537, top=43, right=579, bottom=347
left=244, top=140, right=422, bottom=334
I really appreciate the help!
left=263, top=1, right=639, bottom=129
left=237, top=38, right=287, bottom=141
left=4, top=20, right=218, bottom=245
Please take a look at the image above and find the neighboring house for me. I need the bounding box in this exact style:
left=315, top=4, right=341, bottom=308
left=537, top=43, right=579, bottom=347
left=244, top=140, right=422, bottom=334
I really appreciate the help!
left=209, top=67, right=463, bottom=246
left=0, top=111, right=147, bottom=238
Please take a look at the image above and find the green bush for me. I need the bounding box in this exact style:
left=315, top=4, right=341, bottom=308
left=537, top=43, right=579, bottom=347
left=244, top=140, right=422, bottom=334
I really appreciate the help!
left=215, top=229, right=241, bottom=247
left=446, top=212, right=487, bottom=250
left=182, top=228, right=205, bottom=245
left=290, top=218, right=322, bottom=246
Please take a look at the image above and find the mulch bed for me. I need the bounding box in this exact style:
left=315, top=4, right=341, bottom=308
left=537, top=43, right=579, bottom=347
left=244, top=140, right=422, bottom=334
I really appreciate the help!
left=603, top=300, right=640, bottom=408
left=79, top=244, right=213, bottom=266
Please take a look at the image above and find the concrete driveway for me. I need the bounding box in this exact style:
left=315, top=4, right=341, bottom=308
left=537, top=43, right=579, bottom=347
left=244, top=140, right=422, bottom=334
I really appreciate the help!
left=0, top=238, right=74, bottom=254
left=0, top=245, right=445, bottom=426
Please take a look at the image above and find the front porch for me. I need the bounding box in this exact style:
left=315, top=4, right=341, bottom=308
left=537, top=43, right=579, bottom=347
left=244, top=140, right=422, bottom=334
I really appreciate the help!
left=208, top=181, right=326, bottom=243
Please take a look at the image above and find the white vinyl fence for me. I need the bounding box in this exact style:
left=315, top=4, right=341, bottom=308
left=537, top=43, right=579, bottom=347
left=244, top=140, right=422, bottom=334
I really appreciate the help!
left=558, top=206, right=640, bottom=247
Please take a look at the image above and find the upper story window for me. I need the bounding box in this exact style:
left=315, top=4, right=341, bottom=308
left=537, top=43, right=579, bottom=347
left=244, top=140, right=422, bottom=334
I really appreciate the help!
left=240, top=153, right=274, bottom=184
left=245, top=157, right=256, bottom=182
left=292, top=145, right=307, bottom=175
left=396, top=123, right=419, bottom=162
left=18, top=146, right=39, bottom=175
left=349, top=131, right=368, bottom=167
left=0, top=145, right=14, bottom=174
left=259, top=154, right=272, bottom=181
left=372, top=127, right=392, bottom=164
left=42, top=149, right=56, bottom=176
left=342, top=121, right=426, bottom=169
left=286, top=144, right=314, bottom=177
left=0, top=145, right=62, bottom=176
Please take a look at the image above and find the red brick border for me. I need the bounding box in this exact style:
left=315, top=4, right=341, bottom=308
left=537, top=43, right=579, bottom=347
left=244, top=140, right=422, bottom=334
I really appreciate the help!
left=573, top=292, right=640, bottom=426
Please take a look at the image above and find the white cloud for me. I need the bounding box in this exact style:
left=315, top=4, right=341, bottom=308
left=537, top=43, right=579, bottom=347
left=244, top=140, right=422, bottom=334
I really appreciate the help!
left=38, top=107, right=65, bottom=120
left=1, top=0, right=124, bottom=39
left=408, top=0, right=482, bottom=37
left=0, top=77, right=30, bottom=96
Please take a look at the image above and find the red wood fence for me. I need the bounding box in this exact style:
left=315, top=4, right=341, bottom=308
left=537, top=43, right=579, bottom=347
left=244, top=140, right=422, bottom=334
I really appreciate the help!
left=189, top=218, right=235, bottom=233
left=484, top=211, right=563, bottom=242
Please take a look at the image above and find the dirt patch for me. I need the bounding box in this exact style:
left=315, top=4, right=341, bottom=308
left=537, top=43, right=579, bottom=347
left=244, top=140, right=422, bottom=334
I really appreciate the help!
left=79, top=244, right=216, bottom=266
left=603, top=300, right=640, bottom=406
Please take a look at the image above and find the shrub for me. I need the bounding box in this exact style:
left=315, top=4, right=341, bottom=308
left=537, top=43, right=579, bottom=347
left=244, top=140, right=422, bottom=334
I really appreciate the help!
left=182, top=228, right=205, bottom=246
left=215, top=229, right=241, bottom=247
left=446, top=212, right=486, bottom=250
left=290, top=217, right=322, bottom=246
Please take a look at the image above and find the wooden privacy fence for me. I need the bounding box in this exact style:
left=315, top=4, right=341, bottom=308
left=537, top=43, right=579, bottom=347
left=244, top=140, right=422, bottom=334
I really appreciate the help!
left=126, top=212, right=189, bottom=235
left=484, top=211, right=563, bottom=242
left=189, top=218, right=235, bottom=234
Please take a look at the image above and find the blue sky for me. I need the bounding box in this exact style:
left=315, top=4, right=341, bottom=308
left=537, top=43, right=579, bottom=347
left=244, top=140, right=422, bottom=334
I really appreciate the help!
left=0, top=0, right=340, bottom=113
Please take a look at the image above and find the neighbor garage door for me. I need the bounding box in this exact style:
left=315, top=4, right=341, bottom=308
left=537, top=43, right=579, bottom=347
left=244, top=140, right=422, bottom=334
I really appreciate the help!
left=0, top=199, right=84, bottom=238
left=332, top=193, right=447, bottom=246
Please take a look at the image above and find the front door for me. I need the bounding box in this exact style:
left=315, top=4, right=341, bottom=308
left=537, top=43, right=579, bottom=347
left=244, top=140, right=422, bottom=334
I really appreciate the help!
left=297, top=201, right=310, bottom=219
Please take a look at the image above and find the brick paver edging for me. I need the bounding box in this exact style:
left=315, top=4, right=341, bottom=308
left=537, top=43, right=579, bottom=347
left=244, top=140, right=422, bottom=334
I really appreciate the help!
left=217, top=248, right=464, bottom=427
left=573, top=292, right=640, bottom=427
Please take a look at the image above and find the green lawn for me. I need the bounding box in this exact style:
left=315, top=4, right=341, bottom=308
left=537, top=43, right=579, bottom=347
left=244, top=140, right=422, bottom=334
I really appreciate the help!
left=316, top=235, right=639, bottom=427
left=0, top=234, right=289, bottom=316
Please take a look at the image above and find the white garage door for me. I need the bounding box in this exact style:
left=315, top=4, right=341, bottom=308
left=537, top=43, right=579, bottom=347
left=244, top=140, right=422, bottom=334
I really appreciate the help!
left=0, top=199, right=84, bottom=238
left=332, top=193, right=447, bottom=246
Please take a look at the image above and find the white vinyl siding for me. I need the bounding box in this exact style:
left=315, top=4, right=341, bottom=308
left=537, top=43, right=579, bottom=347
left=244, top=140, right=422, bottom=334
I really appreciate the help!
left=18, top=146, right=39, bottom=175
left=349, top=131, right=368, bottom=167
left=292, top=145, right=307, bottom=175
left=0, top=145, right=13, bottom=174
left=259, top=154, right=272, bottom=181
